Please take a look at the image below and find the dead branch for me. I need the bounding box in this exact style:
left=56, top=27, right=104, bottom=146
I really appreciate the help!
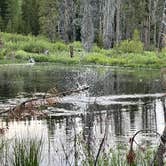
left=0, top=86, right=89, bottom=119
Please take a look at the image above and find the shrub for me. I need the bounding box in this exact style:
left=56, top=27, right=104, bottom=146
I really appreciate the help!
left=15, top=50, right=30, bottom=60
left=114, top=40, right=144, bottom=54
left=161, top=47, right=166, bottom=55
left=0, top=48, right=7, bottom=59
left=53, top=42, right=67, bottom=51
left=1, top=32, right=30, bottom=42
left=71, top=41, right=82, bottom=49
left=32, top=55, right=50, bottom=62
left=22, top=40, right=50, bottom=53
left=82, top=53, right=109, bottom=64
left=114, top=29, right=144, bottom=54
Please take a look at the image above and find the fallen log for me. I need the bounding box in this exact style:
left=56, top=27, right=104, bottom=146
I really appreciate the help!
left=0, top=86, right=89, bottom=119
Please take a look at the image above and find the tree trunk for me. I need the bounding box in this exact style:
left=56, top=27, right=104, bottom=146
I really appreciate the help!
left=81, top=0, right=94, bottom=52
left=103, top=0, right=116, bottom=49
left=152, top=0, right=159, bottom=46
left=115, top=0, right=121, bottom=44
left=158, top=0, right=166, bottom=50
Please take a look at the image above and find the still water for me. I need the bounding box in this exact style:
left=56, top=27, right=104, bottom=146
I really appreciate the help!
left=0, top=64, right=165, bottom=165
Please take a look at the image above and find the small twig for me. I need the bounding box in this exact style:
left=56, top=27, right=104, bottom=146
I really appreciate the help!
left=94, top=114, right=108, bottom=166
left=94, top=132, right=106, bottom=166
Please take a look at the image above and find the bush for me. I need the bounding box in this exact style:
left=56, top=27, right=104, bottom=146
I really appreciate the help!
left=1, top=32, right=30, bottom=42
left=82, top=53, right=109, bottom=64
left=114, top=29, right=144, bottom=54
left=71, top=41, right=82, bottom=49
left=15, top=50, right=30, bottom=60
left=0, top=48, right=7, bottom=59
left=22, top=40, right=50, bottom=53
left=32, top=55, right=50, bottom=62
left=161, top=47, right=166, bottom=55
left=114, top=40, right=144, bottom=54
left=53, top=42, right=67, bottom=51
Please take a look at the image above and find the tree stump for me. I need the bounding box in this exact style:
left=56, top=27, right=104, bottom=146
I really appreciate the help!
left=69, top=45, right=74, bottom=58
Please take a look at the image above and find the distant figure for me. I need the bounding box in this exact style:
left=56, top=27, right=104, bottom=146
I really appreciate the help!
left=29, top=57, right=35, bottom=63
left=69, top=45, right=74, bottom=58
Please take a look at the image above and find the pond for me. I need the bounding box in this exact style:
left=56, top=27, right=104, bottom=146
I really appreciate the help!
left=0, top=64, right=165, bottom=165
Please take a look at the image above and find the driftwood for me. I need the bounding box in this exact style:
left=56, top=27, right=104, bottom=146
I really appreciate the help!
left=0, top=86, right=89, bottom=119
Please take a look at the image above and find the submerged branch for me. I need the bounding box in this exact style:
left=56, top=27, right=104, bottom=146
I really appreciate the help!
left=0, top=86, right=89, bottom=119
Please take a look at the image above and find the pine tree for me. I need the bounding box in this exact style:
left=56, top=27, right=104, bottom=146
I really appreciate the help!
left=0, top=0, right=8, bottom=31
left=5, top=0, right=22, bottom=33
left=22, top=0, right=39, bottom=35
left=39, top=0, right=59, bottom=41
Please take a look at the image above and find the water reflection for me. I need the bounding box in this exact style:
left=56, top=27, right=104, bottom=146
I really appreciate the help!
left=0, top=64, right=165, bottom=165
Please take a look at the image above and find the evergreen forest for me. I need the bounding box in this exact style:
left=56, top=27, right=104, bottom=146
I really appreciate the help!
left=0, top=0, right=166, bottom=51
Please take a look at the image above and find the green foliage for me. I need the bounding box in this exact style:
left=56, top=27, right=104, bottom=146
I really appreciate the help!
left=5, top=0, right=22, bottom=33
left=114, top=39, right=144, bottom=54
left=71, top=41, right=83, bottom=50
left=161, top=47, right=166, bottom=54
left=132, top=29, right=140, bottom=41
left=53, top=42, right=68, bottom=51
left=1, top=32, right=30, bottom=42
left=0, top=48, right=7, bottom=59
left=114, top=29, right=144, bottom=54
left=22, top=0, right=39, bottom=35
left=22, top=40, right=50, bottom=53
left=39, top=0, right=59, bottom=41
left=1, top=32, right=166, bottom=68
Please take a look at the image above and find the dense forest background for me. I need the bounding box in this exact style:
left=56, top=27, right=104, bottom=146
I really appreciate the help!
left=0, top=0, right=165, bottom=51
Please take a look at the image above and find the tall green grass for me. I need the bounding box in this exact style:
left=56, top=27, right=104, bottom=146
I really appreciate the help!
left=12, top=138, right=43, bottom=166
left=0, top=136, right=159, bottom=166
left=1, top=32, right=166, bottom=68
left=0, top=137, right=43, bottom=166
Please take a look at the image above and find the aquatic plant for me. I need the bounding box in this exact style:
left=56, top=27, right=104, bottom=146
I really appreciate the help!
left=11, top=138, right=43, bottom=166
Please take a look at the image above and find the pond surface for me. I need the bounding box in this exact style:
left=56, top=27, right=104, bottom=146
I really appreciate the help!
left=0, top=64, right=165, bottom=165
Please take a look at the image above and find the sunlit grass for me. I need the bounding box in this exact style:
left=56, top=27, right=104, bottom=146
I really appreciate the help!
left=1, top=32, right=166, bottom=68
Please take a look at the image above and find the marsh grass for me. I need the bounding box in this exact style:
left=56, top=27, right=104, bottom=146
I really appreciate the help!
left=57, top=132, right=158, bottom=166
left=0, top=135, right=158, bottom=166
left=11, top=138, right=43, bottom=166
left=79, top=145, right=156, bottom=166
left=0, top=138, right=43, bottom=166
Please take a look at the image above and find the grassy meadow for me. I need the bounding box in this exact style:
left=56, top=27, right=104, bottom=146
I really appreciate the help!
left=0, top=32, right=166, bottom=68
